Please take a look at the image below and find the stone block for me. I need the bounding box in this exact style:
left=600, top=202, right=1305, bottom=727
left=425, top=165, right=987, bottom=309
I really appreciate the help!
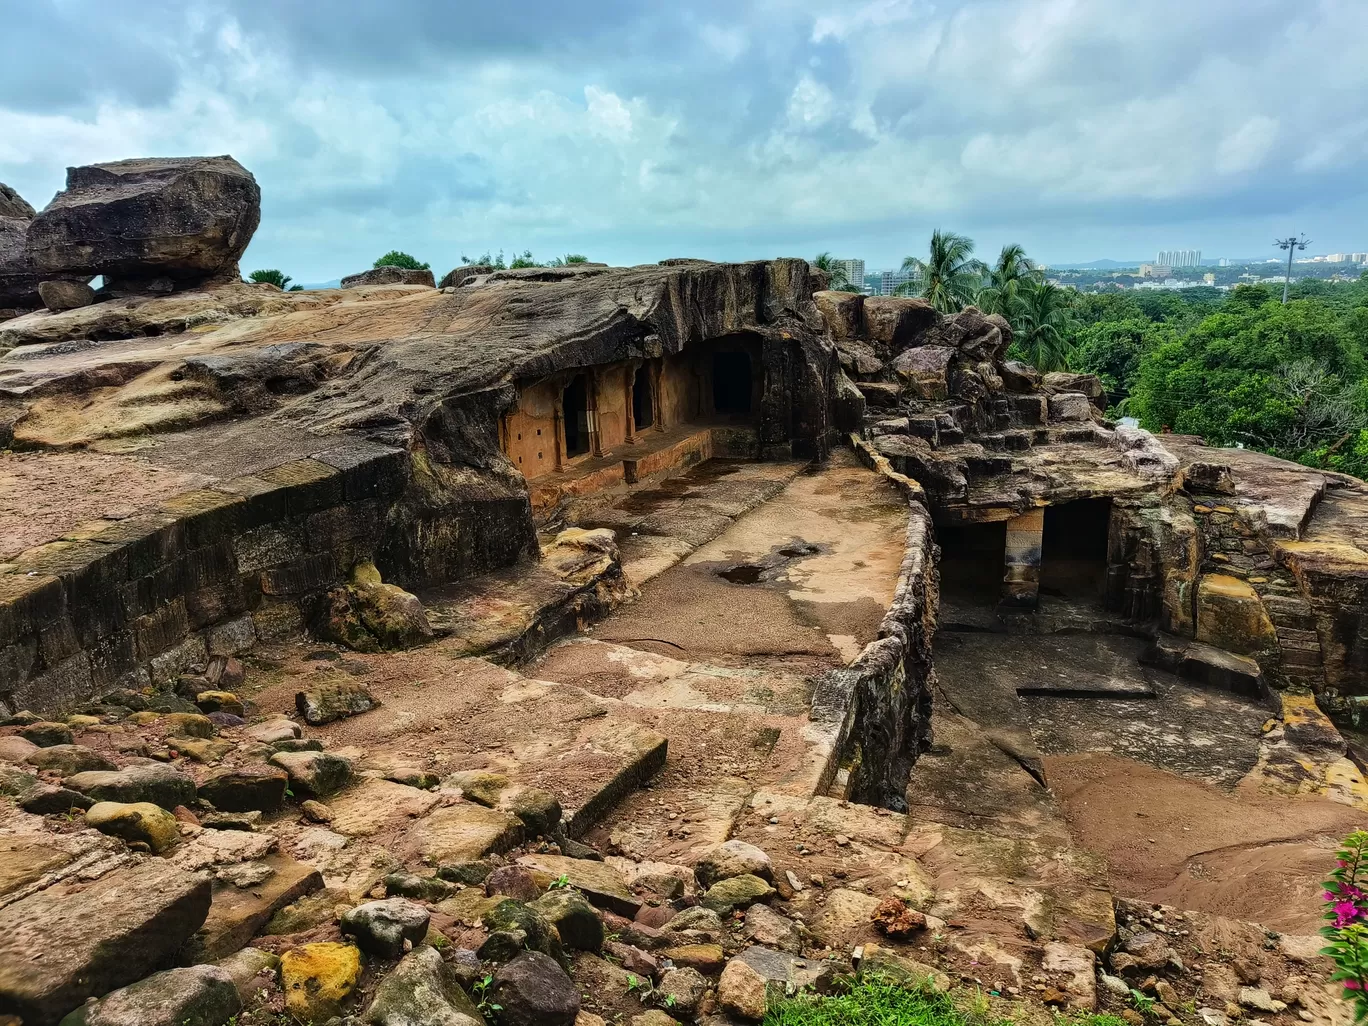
left=1196, top=574, right=1277, bottom=657
left=313, top=444, right=408, bottom=501
left=255, top=460, right=344, bottom=515
left=260, top=553, right=338, bottom=596
left=1048, top=392, right=1093, bottom=422
left=159, top=490, right=246, bottom=550
left=861, top=296, right=937, bottom=347
left=0, top=860, right=212, bottom=1026
left=813, top=290, right=864, bottom=340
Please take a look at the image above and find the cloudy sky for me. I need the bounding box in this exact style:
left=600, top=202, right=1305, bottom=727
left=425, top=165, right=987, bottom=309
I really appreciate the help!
left=2, top=0, right=1365, bottom=281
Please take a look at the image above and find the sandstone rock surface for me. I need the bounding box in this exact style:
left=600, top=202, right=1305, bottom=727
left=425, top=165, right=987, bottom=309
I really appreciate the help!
left=55, top=965, right=240, bottom=1026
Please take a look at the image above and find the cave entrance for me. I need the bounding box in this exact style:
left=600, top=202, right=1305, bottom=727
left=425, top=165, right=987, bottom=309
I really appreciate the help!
left=562, top=374, right=591, bottom=460
left=712, top=350, right=753, bottom=416
left=632, top=364, right=654, bottom=431
left=937, top=520, right=1008, bottom=608
left=1040, top=498, right=1112, bottom=602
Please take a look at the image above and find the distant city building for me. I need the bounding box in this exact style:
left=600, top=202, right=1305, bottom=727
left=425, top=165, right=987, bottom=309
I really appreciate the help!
left=831, top=258, right=865, bottom=292
left=1138, top=264, right=1173, bottom=278
left=1353, top=253, right=1368, bottom=264
left=1327, top=253, right=1349, bottom=263
left=878, top=268, right=917, bottom=296
left=1218, top=258, right=1231, bottom=267
left=1157, top=249, right=1201, bottom=268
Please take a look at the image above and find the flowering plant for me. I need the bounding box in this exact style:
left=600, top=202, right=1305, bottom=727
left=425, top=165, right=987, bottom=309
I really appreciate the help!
left=1322, top=830, right=1368, bottom=1021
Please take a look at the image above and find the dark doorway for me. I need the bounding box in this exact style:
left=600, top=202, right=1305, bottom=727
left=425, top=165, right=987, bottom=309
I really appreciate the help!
left=1040, top=499, right=1111, bottom=601
left=562, top=374, right=590, bottom=459
left=632, top=365, right=654, bottom=430
left=937, top=520, right=1007, bottom=606
left=712, top=351, right=753, bottom=415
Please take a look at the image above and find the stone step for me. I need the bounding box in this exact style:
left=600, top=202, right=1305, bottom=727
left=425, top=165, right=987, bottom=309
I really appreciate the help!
left=1276, top=627, right=1322, bottom=646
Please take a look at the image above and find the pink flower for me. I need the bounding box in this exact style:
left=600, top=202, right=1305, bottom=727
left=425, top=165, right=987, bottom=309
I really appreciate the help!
left=1328, top=890, right=1341, bottom=901
left=1345, top=979, right=1363, bottom=991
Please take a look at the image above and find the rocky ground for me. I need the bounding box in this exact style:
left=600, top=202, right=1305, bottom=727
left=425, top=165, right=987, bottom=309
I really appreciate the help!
left=1, top=454, right=1359, bottom=1026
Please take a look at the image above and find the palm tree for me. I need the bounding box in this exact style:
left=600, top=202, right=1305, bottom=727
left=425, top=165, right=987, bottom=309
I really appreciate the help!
left=976, top=244, right=1038, bottom=320
left=247, top=269, right=303, bottom=291
left=1013, top=278, right=1075, bottom=371
left=894, top=230, right=984, bottom=312
left=811, top=252, right=853, bottom=291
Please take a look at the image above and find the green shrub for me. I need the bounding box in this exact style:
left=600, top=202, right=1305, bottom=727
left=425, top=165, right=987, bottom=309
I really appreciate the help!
left=373, top=250, right=430, bottom=270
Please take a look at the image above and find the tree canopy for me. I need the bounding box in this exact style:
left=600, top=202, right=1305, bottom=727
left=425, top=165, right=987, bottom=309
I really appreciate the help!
left=895, top=229, right=985, bottom=312
left=246, top=268, right=303, bottom=291
left=373, top=250, right=430, bottom=270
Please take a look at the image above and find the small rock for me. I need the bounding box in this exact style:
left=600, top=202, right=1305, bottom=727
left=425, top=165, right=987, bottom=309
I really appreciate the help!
left=361, top=945, right=485, bottom=1025
left=296, top=679, right=378, bottom=726
left=19, top=721, right=74, bottom=747
left=656, top=967, right=708, bottom=1016
left=164, top=712, right=216, bottom=739
left=24, top=744, right=116, bottom=777
left=383, top=766, right=440, bottom=790
left=485, top=865, right=542, bottom=901
left=694, top=839, right=773, bottom=888
left=1100, top=973, right=1131, bottom=998
left=528, top=887, right=605, bottom=952
left=246, top=718, right=301, bottom=744
left=718, top=958, right=769, bottom=1021
left=742, top=904, right=802, bottom=953
left=195, top=691, right=246, bottom=717
left=870, top=896, right=926, bottom=939
left=659, top=943, right=725, bottom=975
left=198, top=764, right=289, bottom=812
left=701, top=873, right=775, bottom=914
left=603, top=940, right=657, bottom=977
left=301, top=799, right=332, bottom=822
left=490, top=951, right=581, bottom=1026
left=269, top=750, right=353, bottom=797
left=66, top=762, right=197, bottom=809
left=85, top=801, right=182, bottom=853
left=1238, top=987, right=1284, bottom=1014
left=443, top=769, right=510, bottom=807
left=173, top=738, right=235, bottom=764
left=341, top=898, right=431, bottom=959
left=1156, top=980, right=1181, bottom=1008
left=509, top=787, right=563, bottom=838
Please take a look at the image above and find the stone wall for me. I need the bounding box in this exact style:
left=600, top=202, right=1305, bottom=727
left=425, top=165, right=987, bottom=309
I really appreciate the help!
left=0, top=444, right=536, bottom=716
left=812, top=448, right=938, bottom=810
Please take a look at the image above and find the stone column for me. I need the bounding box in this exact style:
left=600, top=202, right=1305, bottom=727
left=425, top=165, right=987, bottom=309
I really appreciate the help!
left=1001, top=508, right=1044, bottom=610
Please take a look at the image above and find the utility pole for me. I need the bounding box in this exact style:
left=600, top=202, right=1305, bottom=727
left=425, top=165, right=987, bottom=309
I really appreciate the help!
left=1274, top=234, right=1310, bottom=303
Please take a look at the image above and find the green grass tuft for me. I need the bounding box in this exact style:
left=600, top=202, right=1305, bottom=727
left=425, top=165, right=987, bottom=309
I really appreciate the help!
left=763, top=975, right=1005, bottom=1026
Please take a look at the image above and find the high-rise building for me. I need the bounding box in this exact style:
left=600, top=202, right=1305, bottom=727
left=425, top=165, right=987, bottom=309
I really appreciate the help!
left=1157, top=249, right=1202, bottom=268
left=879, top=268, right=917, bottom=296
left=830, top=258, right=864, bottom=292
left=1353, top=253, right=1368, bottom=264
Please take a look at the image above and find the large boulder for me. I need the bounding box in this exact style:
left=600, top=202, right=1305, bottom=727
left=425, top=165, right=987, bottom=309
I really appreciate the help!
left=860, top=296, right=937, bottom=348
left=55, top=965, right=240, bottom=1026
left=0, top=860, right=212, bottom=1026
left=438, top=263, right=495, bottom=288
left=38, top=279, right=95, bottom=312
left=65, top=763, right=197, bottom=810
left=26, top=156, right=260, bottom=286
left=341, top=266, right=435, bottom=289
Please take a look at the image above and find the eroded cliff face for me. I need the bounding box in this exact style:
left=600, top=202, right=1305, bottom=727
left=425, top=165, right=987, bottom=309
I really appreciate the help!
left=0, top=258, right=840, bottom=714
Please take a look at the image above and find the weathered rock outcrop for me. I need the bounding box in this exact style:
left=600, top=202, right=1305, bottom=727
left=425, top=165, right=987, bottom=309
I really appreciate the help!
left=341, top=265, right=435, bottom=289
left=26, top=156, right=260, bottom=287
left=0, top=183, right=35, bottom=220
